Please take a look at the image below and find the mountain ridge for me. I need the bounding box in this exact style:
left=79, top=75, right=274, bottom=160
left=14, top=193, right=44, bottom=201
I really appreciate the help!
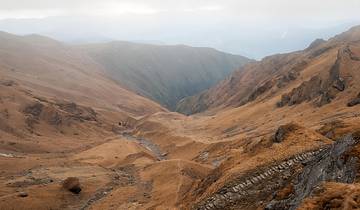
left=176, top=25, right=360, bottom=115
left=78, top=41, right=252, bottom=109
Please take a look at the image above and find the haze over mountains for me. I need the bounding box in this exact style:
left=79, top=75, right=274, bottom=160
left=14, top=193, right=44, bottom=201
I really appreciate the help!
left=0, top=30, right=250, bottom=111
left=1, top=17, right=358, bottom=59
left=1, top=8, right=360, bottom=210
left=79, top=42, right=250, bottom=109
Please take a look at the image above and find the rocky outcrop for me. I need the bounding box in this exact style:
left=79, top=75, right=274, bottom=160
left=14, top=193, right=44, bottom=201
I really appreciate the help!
left=23, top=102, right=44, bottom=129
left=193, top=149, right=326, bottom=210
left=241, top=69, right=300, bottom=105
left=276, top=76, right=322, bottom=107
left=266, top=134, right=359, bottom=210
left=23, top=102, right=43, bottom=118
left=247, top=80, right=275, bottom=102
left=276, top=71, right=299, bottom=88
left=56, top=102, right=97, bottom=122
left=193, top=134, right=359, bottom=210
left=277, top=47, right=349, bottom=108
left=22, top=101, right=98, bottom=131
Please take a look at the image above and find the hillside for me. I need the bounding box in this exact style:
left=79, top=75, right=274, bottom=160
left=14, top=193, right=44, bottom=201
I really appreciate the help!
left=176, top=26, right=360, bottom=115
left=168, top=26, right=360, bottom=209
left=1, top=26, right=360, bottom=210
left=78, top=42, right=251, bottom=110
left=0, top=31, right=167, bottom=153
left=0, top=32, right=164, bottom=116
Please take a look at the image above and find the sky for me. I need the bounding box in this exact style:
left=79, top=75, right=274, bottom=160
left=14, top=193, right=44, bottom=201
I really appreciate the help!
left=0, top=0, right=360, bottom=59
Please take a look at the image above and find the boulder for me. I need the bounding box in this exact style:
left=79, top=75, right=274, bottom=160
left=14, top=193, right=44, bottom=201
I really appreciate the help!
left=273, top=123, right=299, bottom=143
left=18, top=192, right=28, bottom=197
left=62, top=177, right=81, bottom=194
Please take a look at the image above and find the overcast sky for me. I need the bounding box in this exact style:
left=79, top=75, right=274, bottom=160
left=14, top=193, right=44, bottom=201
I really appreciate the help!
left=0, top=0, right=360, bottom=58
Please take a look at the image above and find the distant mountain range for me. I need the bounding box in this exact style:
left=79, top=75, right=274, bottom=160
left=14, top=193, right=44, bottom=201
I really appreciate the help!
left=0, top=16, right=358, bottom=59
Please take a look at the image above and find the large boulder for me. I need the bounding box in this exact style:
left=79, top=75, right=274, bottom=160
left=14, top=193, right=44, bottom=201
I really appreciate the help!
left=62, top=177, right=81, bottom=194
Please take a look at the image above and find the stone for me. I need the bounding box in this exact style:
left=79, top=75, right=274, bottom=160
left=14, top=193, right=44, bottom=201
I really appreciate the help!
left=332, top=78, right=345, bottom=91
left=62, top=177, right=81, bottom=194
left=18, top=192, right=28, bottom=197
left=273, top=123, right=299, bottom=143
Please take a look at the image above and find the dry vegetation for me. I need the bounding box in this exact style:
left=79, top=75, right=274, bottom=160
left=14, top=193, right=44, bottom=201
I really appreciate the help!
left=0, top=26, right=360, bottom=210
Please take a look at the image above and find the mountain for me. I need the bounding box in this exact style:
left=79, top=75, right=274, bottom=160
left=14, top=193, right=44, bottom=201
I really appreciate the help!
left=0, top=31, right=164, bottom=115
left=78, top=42, right=251, bottom=110
left=1, top=26, right=360, bottom=210
left=177, top=25, right=360, bottom=115
left=169, top=26, right=360, bottom=209
left=0, top=31, right=166, bottom=154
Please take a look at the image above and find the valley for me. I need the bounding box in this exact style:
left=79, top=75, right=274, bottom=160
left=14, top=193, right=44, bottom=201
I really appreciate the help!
left=0, top=25, right=360, bottom=210
left=78, top=42, right=251, bottom=110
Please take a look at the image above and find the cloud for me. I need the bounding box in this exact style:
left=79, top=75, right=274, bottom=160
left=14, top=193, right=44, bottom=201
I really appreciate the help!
left=0, top=0, right=359, bottom=21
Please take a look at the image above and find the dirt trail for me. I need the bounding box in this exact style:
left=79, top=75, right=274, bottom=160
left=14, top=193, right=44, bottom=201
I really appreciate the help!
left=122, top=134, right=167, bottom=161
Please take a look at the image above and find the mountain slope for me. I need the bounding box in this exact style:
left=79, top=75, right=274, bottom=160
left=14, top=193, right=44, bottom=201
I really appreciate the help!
left=0, top=31, right=164, bottom=116
left=169, top=26, right=360, bottom=209
left=0, top=31, right=166, bottom=154
left=176, top=25, right=360, bottom=115
left=78, top=42, right=251, bottom=110
left=1, top=27, right=360, bottom=210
